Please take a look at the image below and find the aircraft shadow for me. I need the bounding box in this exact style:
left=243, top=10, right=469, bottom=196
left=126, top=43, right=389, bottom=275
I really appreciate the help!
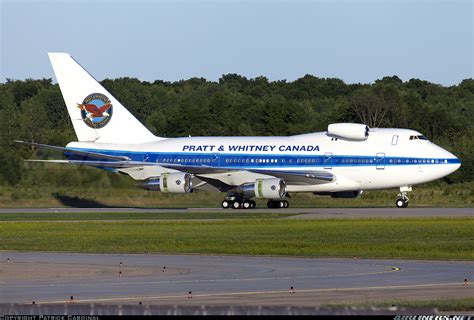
left=51, top=193, right=187, bottom=210
left=52, top=193, right=134, bottom=208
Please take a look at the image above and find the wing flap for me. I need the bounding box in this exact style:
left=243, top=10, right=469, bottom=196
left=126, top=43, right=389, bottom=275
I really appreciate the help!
left=158, top=162, right=334, bottom=185
left=249, top=169, right=334, bottom=185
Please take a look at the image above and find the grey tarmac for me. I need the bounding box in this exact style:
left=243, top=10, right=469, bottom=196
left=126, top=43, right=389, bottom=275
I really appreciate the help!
left=0, top=207, right=473, bottom=218
left=0, top=252, right=473, bottom=305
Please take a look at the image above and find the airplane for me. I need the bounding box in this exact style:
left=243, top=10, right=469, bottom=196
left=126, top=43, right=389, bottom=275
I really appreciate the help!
left=16, top=53, right=461, bottom=209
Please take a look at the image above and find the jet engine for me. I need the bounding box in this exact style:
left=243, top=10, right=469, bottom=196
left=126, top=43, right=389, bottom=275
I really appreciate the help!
left=327, top=123, right=369, bottom=140
left=313, top=191, right=362, bottom=198
left=137, top=172, right=192, bottom=193
left=237, top=178, right=286, bottom=199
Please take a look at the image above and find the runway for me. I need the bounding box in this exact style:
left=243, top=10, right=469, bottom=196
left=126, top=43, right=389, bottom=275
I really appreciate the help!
left=0, top=207, right=473, bottom=218
left=1, top=252, right=472, bottom=305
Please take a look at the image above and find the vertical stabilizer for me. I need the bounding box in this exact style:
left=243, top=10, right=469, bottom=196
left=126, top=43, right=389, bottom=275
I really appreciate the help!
left=48, top=52, right=160, bottom=143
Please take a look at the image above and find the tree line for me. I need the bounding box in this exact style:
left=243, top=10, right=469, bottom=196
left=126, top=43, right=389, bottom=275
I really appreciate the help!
left=0, top=75, right=472, bottom=187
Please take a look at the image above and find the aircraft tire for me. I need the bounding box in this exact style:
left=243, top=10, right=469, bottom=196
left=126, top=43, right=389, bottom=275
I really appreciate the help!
left=242, top=201, right=251, bottom=209
left=396, top=198, right=405, bottom=208
left=221, top=200, right=231, bottom=209
left=232, top=201, right=242, bottom=209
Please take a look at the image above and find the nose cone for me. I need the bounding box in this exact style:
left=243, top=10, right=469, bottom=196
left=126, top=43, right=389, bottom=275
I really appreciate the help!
left=452, top=157, right=461, bottom=172
left=442, top=149, right=461, bottom=176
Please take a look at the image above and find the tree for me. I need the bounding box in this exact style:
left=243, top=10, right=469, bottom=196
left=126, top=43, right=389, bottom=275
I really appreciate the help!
left=349, top=89, right=388, bottom=127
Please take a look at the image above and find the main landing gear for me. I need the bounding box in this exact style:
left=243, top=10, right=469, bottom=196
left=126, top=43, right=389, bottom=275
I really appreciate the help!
left=221, top=198, right=256, bottom=209
left=221, top=197, right=289, bottom=209
left=395, top=186, right=412, bottom=208
left=267, top=200, right=289, bottom=209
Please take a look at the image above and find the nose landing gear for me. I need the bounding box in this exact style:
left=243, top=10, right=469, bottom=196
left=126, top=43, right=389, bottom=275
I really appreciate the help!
left=396, top=186, right=411, bottom=208
left=395, top=197, right=408, bottom=208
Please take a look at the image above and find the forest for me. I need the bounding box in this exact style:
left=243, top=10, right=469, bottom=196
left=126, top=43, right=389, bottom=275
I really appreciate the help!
left=0, top=74, right=473, bottom=189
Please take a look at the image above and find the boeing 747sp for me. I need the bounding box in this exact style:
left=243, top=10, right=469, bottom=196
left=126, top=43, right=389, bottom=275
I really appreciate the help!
left=16, top=53, right=461, bottom=209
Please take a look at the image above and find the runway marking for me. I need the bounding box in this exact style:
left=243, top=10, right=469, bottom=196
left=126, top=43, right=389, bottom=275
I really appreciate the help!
left=34, top=282, right=467, bottom=305
left=2, top=264, right=400, bottom=289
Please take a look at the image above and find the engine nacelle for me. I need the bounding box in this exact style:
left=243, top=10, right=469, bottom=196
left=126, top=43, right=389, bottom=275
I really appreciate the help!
left=137, top=172, right=192, bottom=193
left=238, top=178, right=286, bottom=199
left=327, top=123, right=369, bottom=141
left=160, top=172, right=192, bottom=193
left=313, top=191, right=362, bottom=198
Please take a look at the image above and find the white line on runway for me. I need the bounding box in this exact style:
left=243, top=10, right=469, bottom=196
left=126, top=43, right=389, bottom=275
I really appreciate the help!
left=2, top=264, right=400, bottom=289
left=35, top=282, right=468, bottom=305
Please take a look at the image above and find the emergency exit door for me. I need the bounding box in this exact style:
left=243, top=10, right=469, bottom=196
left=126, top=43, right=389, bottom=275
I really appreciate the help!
left=324, top=152, right=333, bottom=169
left=376, top=152, right=385, bottom=170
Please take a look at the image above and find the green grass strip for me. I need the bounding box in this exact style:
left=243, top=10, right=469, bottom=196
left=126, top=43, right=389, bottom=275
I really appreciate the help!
left=0, top=211, right=295, bottom=221
left=324, top=297, right=474, bottom=311
left=1, top=218, right=473, bottom=260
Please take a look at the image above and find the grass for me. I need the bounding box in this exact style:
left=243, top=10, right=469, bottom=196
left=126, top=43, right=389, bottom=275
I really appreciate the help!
left=0, top=211, right=296, bottom=221
left=0, top=181, right=472, bottom=208
left=323, top=297, right=474, bottom=312
left=1, top=217, right=473, bottom=260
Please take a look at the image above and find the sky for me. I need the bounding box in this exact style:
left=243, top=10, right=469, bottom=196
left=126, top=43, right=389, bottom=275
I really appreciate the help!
left=1, top=0, right=472, bottom=86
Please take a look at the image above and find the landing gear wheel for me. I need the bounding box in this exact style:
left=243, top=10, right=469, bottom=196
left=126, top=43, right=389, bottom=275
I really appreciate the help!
left=396, top=198, right=408, bottom=208
left=396, top=186, right=411, bottom=209
left=242, top=201, right=252, bottom=209
left=232, top=201, right=242, bottom=209
left=267, top=200, right=275, bottom=209
left=249, top=200, right=256, bottom=209
left=267, top=200, right=289, bottom=209
left=395, top=199, right=404, bottom=208
left=221, top=200, right=231, bottom=209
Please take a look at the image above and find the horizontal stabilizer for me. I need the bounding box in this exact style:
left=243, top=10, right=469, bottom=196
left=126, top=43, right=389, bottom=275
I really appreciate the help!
left=15, top=140, right=130, bottom=161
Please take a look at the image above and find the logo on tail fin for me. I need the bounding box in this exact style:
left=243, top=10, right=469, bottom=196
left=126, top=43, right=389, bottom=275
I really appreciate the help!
left=77, top=93, right=113, bottom=129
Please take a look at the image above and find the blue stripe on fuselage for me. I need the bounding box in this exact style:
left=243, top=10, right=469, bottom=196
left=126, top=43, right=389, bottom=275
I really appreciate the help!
left=65, top=148, right=461, bottom=169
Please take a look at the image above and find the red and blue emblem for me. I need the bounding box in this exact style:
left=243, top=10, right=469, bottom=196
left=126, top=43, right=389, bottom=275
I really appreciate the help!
left=77, top=93, right=113, bottom=129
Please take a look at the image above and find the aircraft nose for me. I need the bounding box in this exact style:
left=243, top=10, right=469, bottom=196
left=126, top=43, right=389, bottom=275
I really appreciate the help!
left=442, top=150, right=461, bottom=175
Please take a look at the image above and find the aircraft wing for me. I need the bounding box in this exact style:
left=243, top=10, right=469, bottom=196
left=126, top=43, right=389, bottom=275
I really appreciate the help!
left=25, top=159, right=156, bottom=168
left=248, top=169, right=334, bottom=184
left=18, top=141, right=334, bottom=185
left=156, top=163, right=335, bottom=185
left=15, top=141, right=130, bottom=161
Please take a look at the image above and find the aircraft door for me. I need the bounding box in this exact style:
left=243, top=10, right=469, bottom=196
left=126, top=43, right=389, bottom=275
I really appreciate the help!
left=376, top=152, right=385, bottom=170
left=324, top=152, right=333, bottom=169
left=212, top=153, right=220, bottom=167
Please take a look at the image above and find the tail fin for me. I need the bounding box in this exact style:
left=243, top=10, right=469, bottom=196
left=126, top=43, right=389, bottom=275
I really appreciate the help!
left=48, top=52, right=160, bottom=144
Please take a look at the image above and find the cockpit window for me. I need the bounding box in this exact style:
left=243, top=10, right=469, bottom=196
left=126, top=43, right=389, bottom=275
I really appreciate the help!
left=409, top=135, right=429, bottom=141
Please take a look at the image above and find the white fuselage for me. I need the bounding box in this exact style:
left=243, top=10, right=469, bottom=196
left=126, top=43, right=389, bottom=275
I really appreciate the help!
left=67, top=128, right=460, bottom=193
